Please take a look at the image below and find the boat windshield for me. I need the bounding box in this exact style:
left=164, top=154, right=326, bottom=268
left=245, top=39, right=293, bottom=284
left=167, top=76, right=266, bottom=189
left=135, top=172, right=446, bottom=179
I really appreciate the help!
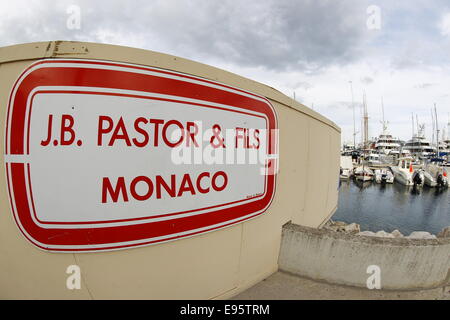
left=400, top=160, right=411, bottom=169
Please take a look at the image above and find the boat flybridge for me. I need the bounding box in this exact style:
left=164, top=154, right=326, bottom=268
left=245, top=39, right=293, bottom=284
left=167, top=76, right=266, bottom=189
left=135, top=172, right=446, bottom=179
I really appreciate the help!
left=399, top=149, right=412, bottom=158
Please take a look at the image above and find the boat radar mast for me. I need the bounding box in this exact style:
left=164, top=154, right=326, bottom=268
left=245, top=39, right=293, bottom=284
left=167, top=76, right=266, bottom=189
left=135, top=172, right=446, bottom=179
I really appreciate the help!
left=380, top=97, right=388, bottom=134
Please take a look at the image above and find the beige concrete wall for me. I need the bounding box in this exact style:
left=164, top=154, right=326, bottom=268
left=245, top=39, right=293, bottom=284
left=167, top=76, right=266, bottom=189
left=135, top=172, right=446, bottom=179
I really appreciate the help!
left=0, top=41, right=340, bottom=299
left=279, top=223, right=450, bottom=290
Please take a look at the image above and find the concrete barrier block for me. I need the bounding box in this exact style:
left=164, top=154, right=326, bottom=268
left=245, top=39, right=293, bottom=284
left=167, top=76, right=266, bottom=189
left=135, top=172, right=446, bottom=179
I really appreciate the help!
left=278, top=223, right=450, bottom=290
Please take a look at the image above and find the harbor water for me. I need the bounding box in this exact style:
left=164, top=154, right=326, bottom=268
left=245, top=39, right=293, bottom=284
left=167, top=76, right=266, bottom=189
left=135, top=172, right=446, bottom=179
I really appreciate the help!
left=333, top=179, right=450, bottom=235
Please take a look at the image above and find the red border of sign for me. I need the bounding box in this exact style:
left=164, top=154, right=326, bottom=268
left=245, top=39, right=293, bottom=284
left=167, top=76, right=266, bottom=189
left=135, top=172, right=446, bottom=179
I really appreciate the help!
left=4, top=59, right=278, bottom=252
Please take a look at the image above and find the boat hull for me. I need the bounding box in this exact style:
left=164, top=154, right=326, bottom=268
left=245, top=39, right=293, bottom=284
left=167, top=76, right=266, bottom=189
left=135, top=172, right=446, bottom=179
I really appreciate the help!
left=423, top=172, right=437, bottom=187
left=391, top=168, right=413, bottom=186
left=356, top=175, right=373, bottom=181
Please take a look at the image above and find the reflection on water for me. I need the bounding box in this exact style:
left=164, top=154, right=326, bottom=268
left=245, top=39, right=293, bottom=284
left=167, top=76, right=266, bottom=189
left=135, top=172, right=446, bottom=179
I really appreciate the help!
left=333, top=179, right=450, bottom=235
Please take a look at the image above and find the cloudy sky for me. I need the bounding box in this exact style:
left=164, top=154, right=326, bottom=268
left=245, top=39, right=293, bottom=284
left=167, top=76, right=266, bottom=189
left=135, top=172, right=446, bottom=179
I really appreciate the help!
left=1, top=0, right=450, bottom=144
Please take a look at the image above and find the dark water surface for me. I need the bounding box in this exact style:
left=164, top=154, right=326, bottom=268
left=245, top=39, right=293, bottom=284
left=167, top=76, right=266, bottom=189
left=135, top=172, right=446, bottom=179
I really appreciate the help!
left=332, top=179, right=450, bottom=235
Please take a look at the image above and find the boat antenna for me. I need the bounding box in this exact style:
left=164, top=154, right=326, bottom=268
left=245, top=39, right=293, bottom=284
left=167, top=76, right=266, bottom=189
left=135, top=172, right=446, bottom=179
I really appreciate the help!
left=349, top=81, right=356, bottom=150
left=360, top=93, right=364, bottom=148
left=380, top=96, right=388, bottom=134
left=416, top=115, right=420, bottom=137
left=431, top=108, right=435, bottom=147
left=363, top=91, right=369, bottom=148
left=447, top=112, right=450, bottom=141
left=435, top=103, right=439, bottom=157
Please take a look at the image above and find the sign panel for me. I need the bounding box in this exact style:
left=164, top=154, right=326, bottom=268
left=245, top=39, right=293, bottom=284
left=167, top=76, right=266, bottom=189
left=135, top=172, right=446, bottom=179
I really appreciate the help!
left=4, top=59, right=277, bottom=252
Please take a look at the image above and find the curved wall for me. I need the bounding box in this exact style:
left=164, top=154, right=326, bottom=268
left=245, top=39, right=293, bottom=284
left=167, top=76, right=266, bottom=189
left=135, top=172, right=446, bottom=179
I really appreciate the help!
left=0, top=41, right=340, bottom=299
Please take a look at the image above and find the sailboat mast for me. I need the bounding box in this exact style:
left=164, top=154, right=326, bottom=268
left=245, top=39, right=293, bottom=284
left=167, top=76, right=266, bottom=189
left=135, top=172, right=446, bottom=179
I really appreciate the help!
left=382, top=97, right=385, bottom=124
left=431, top=108, right=435, bottom=147
left=364, top=93, right=369, bottom=148
left=416, top=115, right=420, bottom=136
left=349, top=81, right=356, bottom=150
left=364, top=92, right=370, bottom=178
left=360, top=95, right=364, bottom=148
left=446, top=112, right=450, bottom=141
left=447, top=113, right=450, bottom=142
left=435, top=103, right=439, bottom=157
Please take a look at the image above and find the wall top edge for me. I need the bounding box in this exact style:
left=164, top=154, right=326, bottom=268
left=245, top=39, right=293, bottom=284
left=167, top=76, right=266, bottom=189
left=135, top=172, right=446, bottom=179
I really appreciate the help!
left=0, top=41, right=340, bottom=132
left=284, top=222, right=450, bottom=246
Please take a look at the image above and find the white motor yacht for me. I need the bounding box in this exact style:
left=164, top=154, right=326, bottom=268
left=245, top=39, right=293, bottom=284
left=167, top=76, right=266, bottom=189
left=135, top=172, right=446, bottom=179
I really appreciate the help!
left=374, top=133, right=401, bottom=155
left=436, top=140, right=449, bottom=157
left=423, top=159, right=449, bottom=188
left=403, top=124, right=435, bottom=160
left=374, top=168, right=394, bottom=184
left=374, top=103, right=402, bottom=156
left=422, top=170, right=437, bottom=187
left=391, top=157, right=424, bottom=186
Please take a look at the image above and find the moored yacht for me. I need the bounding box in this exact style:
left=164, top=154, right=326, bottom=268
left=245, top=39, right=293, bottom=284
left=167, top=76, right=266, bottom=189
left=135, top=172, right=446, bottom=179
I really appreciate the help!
left=423, top=158, right=449, bottom=188
left=443, top=134, right=450, bottom=157
left=354, top=165, right=374, bottom=181
left=374, top=168, right=394, bottom=184
left=374, top=100, right=402, bottom=156
left=436, top=140, right=449, bottom=157
left=390, top=157, right=424, bottom=186
left=374, top=133, right=401, bottom=155
left=403, top=124, right=435, bottom=159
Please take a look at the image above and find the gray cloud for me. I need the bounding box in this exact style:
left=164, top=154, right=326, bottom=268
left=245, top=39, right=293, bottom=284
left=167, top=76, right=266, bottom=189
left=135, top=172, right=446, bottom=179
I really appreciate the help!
left=0, top=0, right=370, bottom=72
left=414, top=83, right=435, bottom=89
left=327, top=101, right=363, bottom=110
left=360, top=76, right=374, bottom=85
left=288, top=80, right=313, bottom=90
left=2, top=0, right=450, bottom=143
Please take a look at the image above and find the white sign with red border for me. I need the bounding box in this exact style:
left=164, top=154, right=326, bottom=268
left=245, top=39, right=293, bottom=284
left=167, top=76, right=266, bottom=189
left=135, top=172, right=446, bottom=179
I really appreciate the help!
left=4, top=59, right=278, bottom=252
